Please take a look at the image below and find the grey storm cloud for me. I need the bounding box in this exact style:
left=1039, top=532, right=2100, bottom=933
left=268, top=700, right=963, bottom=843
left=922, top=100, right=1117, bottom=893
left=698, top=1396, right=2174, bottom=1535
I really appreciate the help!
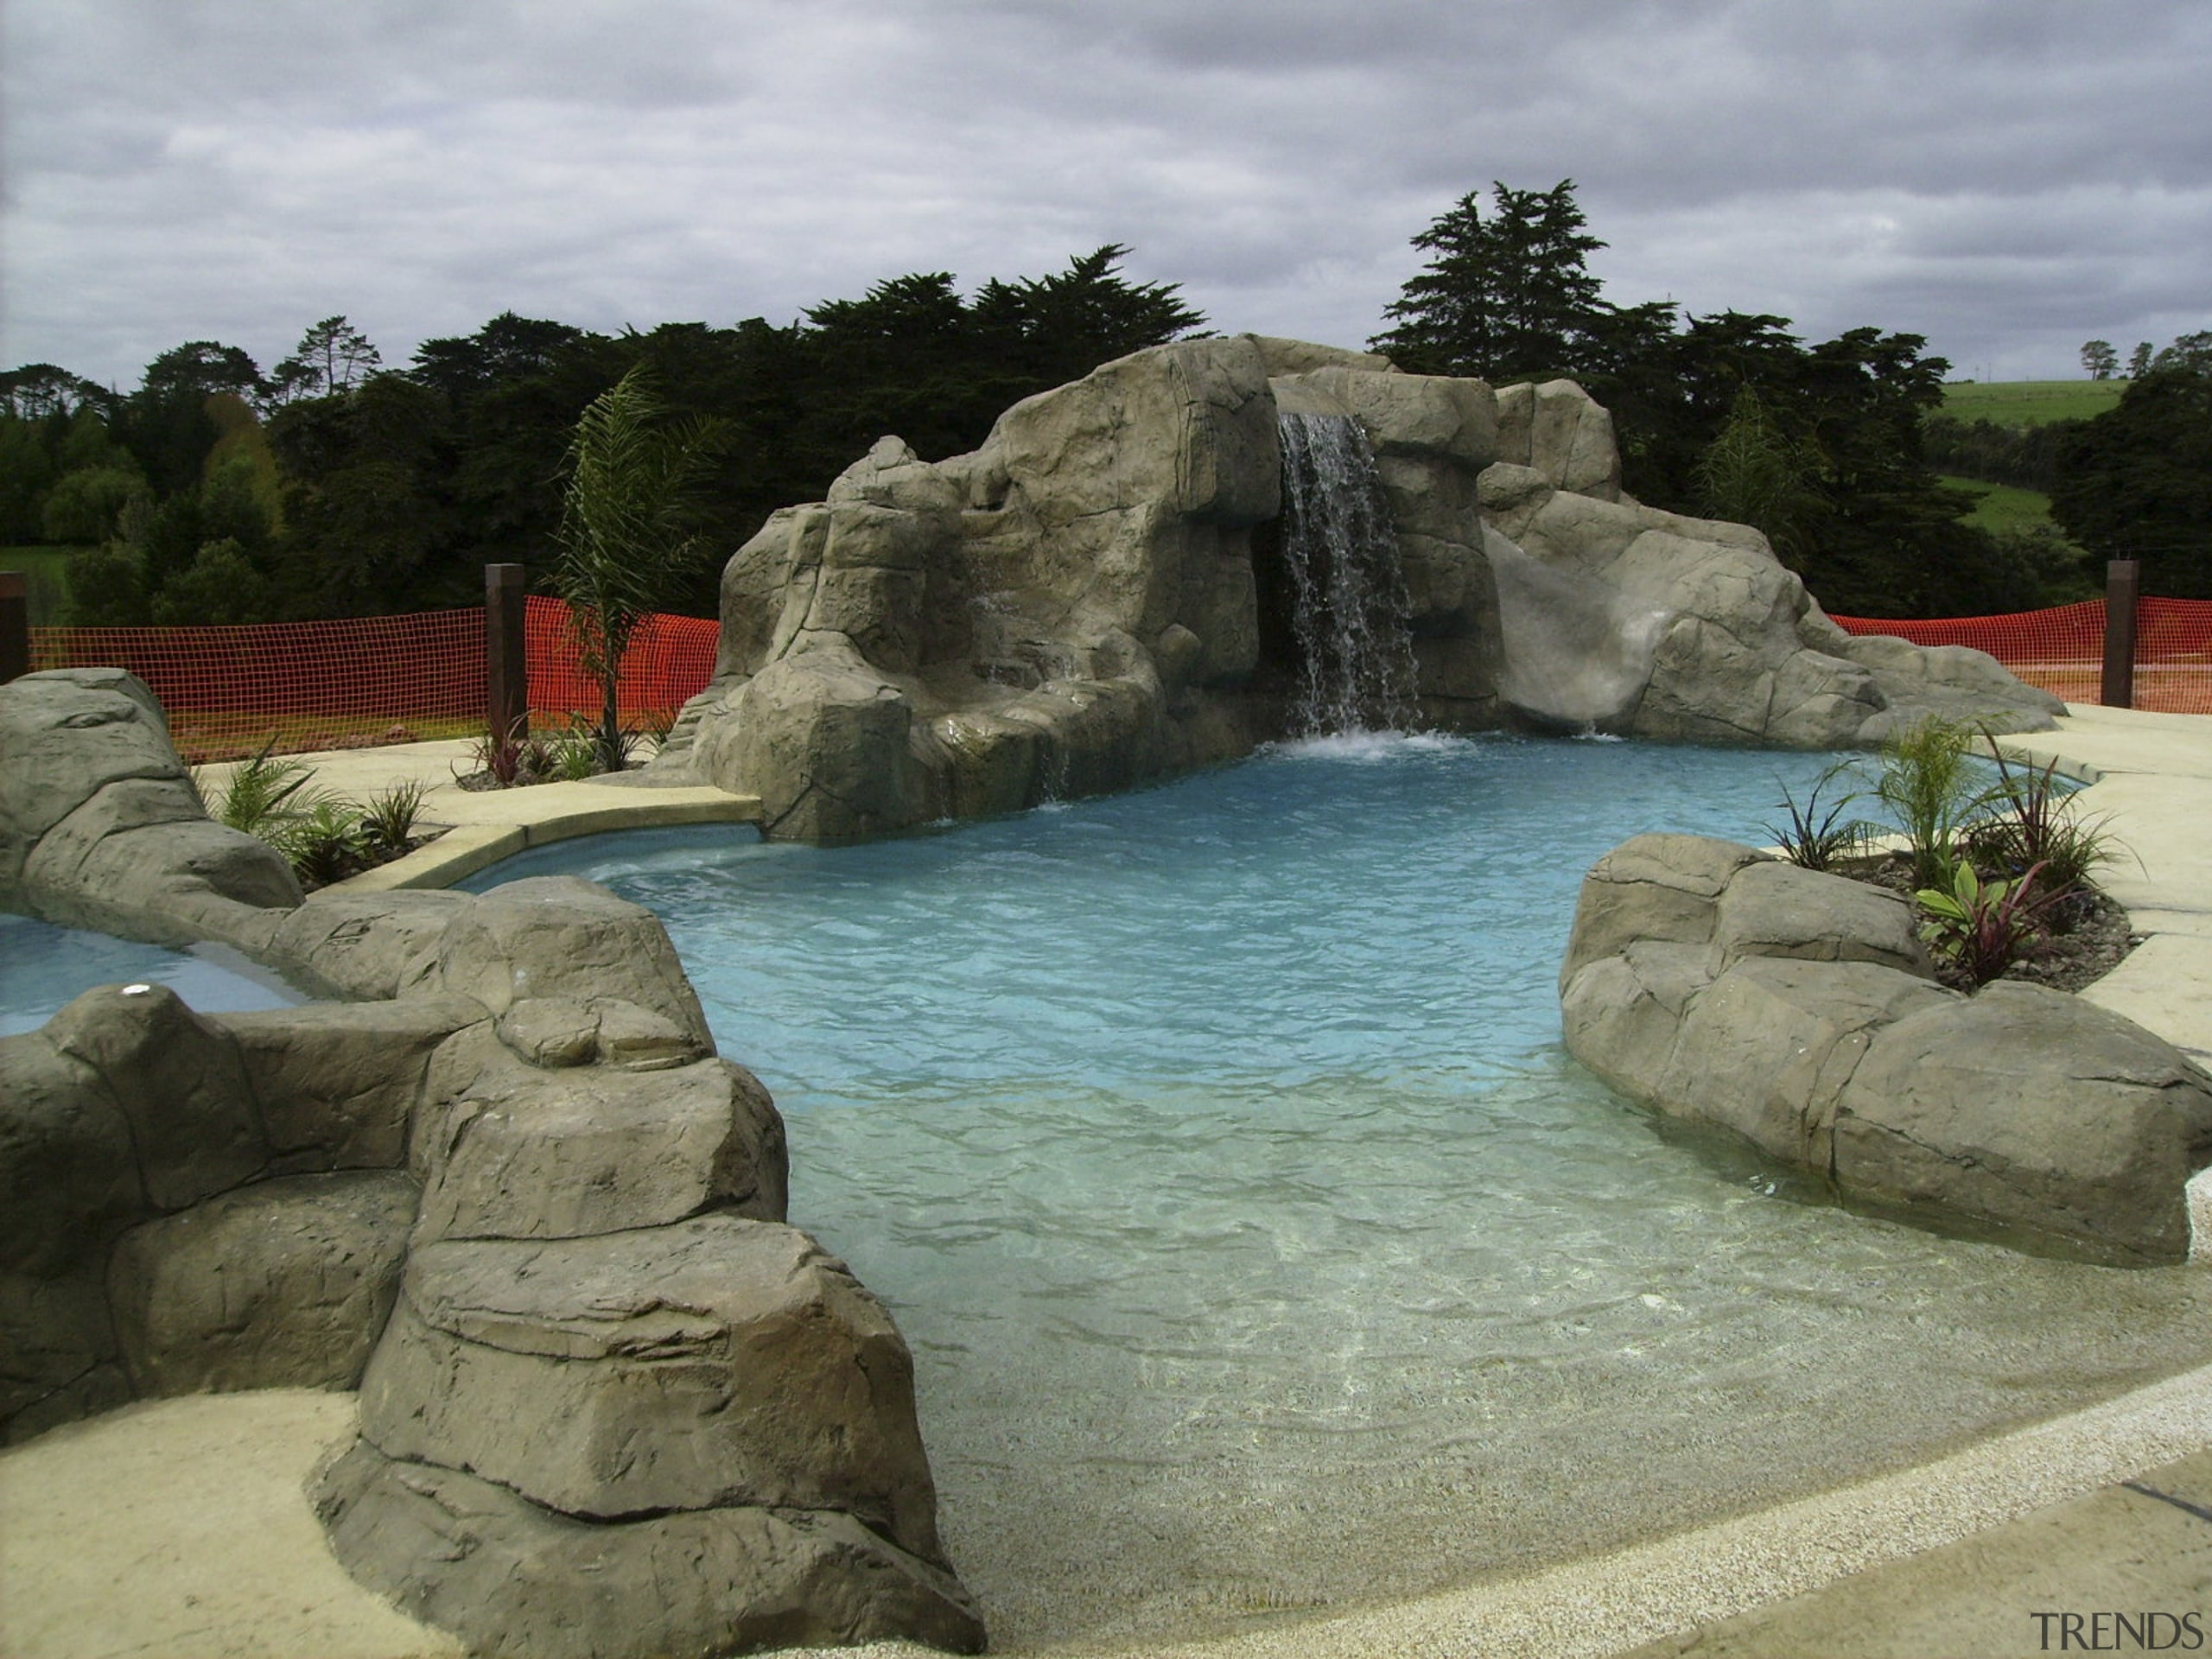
left=3, top=0, right=2206, bottom=389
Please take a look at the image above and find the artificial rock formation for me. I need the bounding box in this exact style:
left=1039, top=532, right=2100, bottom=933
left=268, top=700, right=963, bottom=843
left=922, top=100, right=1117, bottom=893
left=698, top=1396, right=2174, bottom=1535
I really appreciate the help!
left=1559, top=834, right=2212, bottom=1264
left=0, top=670, right=983, bottom=1655
left=659, top=335, right=2063, bottom=840
left=0, top=667, right=302, bottom=949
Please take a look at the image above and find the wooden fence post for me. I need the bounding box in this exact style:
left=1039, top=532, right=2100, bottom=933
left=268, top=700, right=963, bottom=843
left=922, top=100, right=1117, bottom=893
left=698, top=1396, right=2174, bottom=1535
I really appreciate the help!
left=0, top=572, right=29, bottom=685
left=486, top=563, right=527, bottom=743
left=2101, top=557, right=2139, bottom=709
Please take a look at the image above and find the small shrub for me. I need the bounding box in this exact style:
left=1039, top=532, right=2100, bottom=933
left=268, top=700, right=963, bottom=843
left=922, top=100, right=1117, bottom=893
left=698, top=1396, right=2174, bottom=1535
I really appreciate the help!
left=283, top=800, right=371, bottom=888
left=1916, top=859, right=2052, bottom=988
left=1965, top=741, right=2122, bottom=899
left=1766, top=763, right=1875, bottom=872
left=470, top=725, right=526, bottom=787
left=359, top=779, right=428, bottom=855
left=1873, top=717, right=2003, bottom=891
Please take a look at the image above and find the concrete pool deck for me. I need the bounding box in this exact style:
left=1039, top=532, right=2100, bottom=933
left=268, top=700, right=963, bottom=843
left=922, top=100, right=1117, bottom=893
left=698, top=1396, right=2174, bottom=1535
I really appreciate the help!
left=195, top=735, right=767, bottom=891
left=7, top=705, right=2212, bottom=1658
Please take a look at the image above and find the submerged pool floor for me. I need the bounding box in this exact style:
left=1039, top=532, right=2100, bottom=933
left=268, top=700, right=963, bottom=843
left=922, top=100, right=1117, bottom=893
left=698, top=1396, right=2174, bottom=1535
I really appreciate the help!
left=484, top=734, right=2212, bottom=1648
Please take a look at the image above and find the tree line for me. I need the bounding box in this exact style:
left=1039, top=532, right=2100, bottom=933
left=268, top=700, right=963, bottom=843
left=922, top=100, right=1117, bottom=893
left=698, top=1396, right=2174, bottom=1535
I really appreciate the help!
left=0, top=246, right=1205, bottom=626
left=1370, top=180, right=2209, bottom=607
left=3, top=203, right=2204, bottom=626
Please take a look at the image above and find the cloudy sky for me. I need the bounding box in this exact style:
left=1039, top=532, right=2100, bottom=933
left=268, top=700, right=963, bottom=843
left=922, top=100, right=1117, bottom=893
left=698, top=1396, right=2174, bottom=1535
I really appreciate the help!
left=3, top=0, right=2206, bottom=393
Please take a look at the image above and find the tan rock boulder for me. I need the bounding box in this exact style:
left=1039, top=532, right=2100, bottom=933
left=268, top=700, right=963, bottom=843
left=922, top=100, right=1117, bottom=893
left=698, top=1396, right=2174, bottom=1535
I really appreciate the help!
left=1561, top=834, right=2212, bottom=1262
left=315, top=1441, right=986, bottom=1659
left=105, top=1171, right=416, bottom=1395
left=359, top=1217, right=947, bottom=1560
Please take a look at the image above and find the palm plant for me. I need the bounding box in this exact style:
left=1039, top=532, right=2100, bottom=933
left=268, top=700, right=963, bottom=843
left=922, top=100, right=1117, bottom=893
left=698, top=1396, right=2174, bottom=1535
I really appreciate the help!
left=1872, top=717, right=2003, bottom=891
left=551, top=365, right=722, bottom=774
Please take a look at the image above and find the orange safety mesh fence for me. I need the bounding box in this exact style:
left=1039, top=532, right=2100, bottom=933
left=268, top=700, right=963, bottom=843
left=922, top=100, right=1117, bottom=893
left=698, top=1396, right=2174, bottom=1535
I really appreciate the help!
left=1833, top=598, right=2212, bottom=715
left=522, top=596, right=719, bottom=732
left=29, top=600, right=719, bottom=762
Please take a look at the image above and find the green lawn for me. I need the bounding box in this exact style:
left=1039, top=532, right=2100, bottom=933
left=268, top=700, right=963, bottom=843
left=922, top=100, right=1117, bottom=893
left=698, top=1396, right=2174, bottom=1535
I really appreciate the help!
left=1938, top=475, right=2069, bottom=537
left=1940, top=380, right=2126, bottom=427
left=0, top=545, right=78, bottom=626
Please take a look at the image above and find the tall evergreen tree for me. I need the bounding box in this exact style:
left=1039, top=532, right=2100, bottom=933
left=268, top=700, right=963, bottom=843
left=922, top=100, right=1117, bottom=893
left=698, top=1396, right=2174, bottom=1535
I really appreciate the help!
left=2051, top=365, right=2212, bottom=597
left=1370, top=180, right=1608, bottom=381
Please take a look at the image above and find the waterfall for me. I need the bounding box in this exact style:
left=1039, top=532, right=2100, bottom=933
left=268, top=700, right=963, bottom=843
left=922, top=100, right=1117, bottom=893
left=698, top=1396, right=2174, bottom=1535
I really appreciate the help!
left=1275, top=411, right=1420, bottom=736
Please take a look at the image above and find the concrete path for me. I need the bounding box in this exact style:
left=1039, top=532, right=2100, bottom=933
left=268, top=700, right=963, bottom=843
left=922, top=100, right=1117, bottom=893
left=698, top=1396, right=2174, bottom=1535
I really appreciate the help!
left=10, top=707, right=2212, bottom=1659
left=196, top=736, right=765, bottom=890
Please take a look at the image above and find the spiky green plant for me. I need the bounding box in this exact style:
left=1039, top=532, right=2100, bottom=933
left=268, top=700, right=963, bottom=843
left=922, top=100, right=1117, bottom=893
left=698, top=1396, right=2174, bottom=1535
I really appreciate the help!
left=1966, top=741, right=2123, bottom=899
left=552, top=365, right=722, bottom=775
left=207, top=739, right=323, bottom=838
left=283, top=800, right=371, bottom=888
left=359, top=779, right=428, bottom=855
left=1873, top=717, right=2003, bottom=891
left=1765, top=761, right=1877, bottom=872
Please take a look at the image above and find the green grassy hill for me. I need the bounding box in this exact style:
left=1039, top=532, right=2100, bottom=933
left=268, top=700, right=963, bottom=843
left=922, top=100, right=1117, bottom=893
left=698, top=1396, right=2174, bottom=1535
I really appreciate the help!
left=1940, top=380, right=2126, bottom=427
left=1937, top=476, right=2067, bottom=537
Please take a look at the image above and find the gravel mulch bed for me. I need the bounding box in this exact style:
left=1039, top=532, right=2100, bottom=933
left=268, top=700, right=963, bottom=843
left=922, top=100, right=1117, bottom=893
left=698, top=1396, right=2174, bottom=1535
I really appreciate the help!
left=1832, top=851, right=2138, bottom=996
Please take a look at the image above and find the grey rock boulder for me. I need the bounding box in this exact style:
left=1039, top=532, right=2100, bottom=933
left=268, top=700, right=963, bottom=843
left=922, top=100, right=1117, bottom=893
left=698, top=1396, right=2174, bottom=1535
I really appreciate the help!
left=105, top=1170, right=416, bottom=1395
left=1707, top=858, right=1933, bottom=976
left=429, top=876, right=713, bottom=1051
left=315, top=1440, right=986, bottom=1659
left=41, top=982, right=266, bottom=1211
left=217, top=995, right=482, bottom=1173
left=1559, top=833, right=1771, bottom=989
left=1562, top=834, right=2212, bottom=1262
left=1834, top=982, right=2212, bottom=1264
left=359, top=1217, right=948, bottom=1563
left=1651, top=957, right=1961, bottom=1170
left=410, top=1025, right=785, bottom=1243
left=0, top=669, right=302, bottom=948
left=268, top=889, right=470, bottom=1001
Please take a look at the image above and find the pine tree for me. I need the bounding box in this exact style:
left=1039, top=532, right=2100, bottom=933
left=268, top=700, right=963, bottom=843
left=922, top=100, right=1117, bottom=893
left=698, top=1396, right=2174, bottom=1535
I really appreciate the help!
left=1369, top=180, right=1608, bottom=382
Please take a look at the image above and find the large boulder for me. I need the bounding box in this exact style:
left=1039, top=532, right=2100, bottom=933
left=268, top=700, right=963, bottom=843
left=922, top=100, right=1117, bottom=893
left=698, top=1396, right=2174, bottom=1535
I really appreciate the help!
left=40, top=982, right=267, bottom=1211
left=427, top=875, right=713, bottom=1049
left=1834, top=982, right=2212, bottom=1262
left=0, top=1024, right=145, bottom=1440
left=410, top=1026, right=785, bottom=1243
left=218, top=995, right=483, bottom=1173
left=105, top=1171, right=416, bottom=1395
left=0, top=669, right=302, bottom=949
left=357, top=1217, right=949, bottom=1560
left=315, top=1442, right=985, bottom=1659
left=1561, top=834, right=2212, bottom=1262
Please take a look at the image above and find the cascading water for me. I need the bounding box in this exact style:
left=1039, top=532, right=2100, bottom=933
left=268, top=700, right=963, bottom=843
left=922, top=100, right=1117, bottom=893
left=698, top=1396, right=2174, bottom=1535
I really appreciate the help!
left=1275, top=411, right=1421, bottom=735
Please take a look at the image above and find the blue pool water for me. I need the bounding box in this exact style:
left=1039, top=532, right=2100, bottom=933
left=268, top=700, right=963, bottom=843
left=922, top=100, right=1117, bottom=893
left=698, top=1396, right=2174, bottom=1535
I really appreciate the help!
left=472, top=734, right=2212, bottom=1647
left=0, top=912, right=304, bottom=1038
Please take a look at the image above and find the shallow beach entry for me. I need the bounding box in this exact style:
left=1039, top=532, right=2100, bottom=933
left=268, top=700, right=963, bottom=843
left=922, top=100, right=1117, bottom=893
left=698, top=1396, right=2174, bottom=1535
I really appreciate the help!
left=479, top=734, right=2212, bottom=1649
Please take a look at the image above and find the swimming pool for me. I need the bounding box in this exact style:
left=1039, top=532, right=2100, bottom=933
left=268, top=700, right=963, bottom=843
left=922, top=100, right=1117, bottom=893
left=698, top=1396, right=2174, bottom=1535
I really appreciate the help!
left=468, top=734, right=2212, bottom=1649
left=0, top=912, right=305, bottom=1038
